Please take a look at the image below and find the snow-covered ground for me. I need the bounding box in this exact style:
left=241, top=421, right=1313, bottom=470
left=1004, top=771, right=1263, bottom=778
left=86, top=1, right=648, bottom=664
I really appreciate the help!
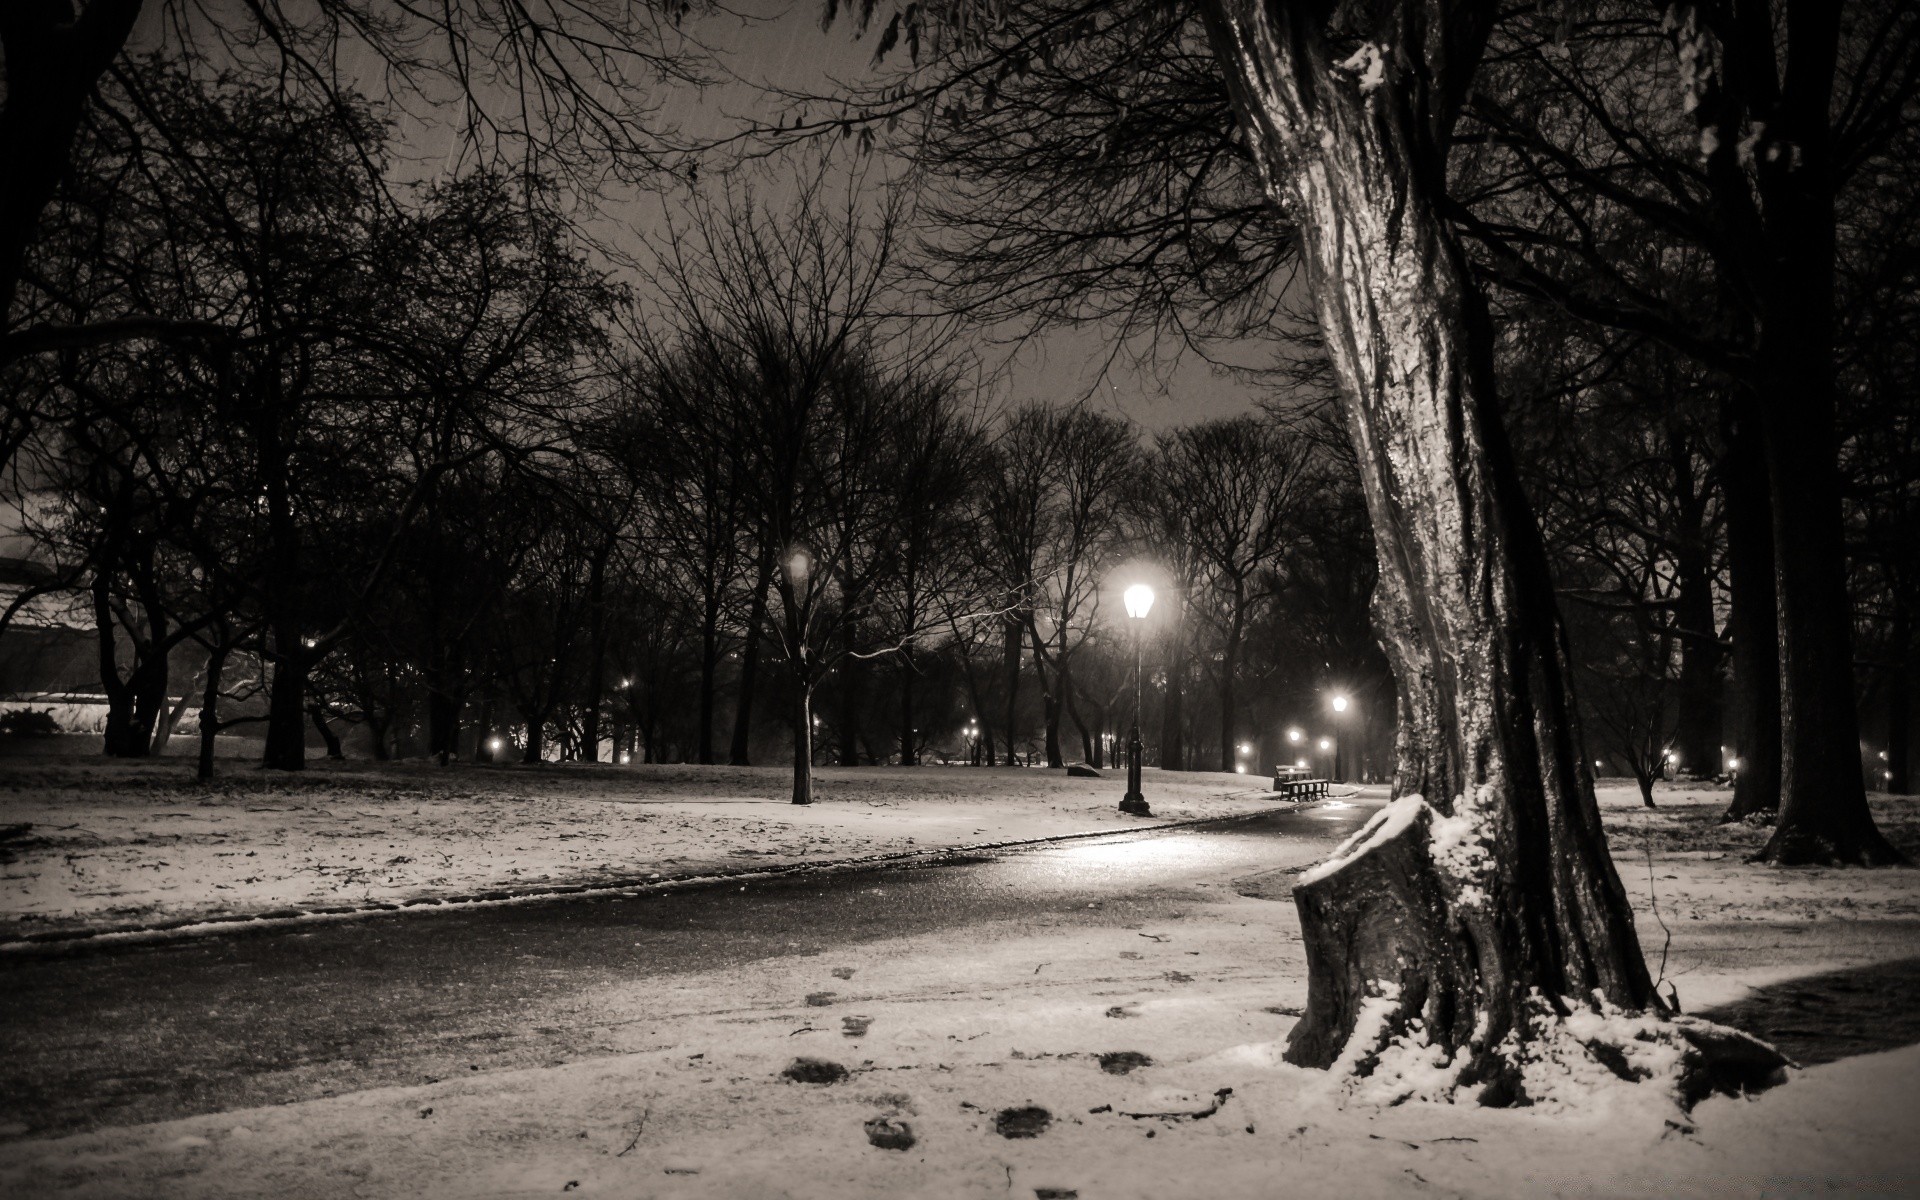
left=0, top=777, right=1914, bottom=1197
left=0, top=759, right=1289, bottom=940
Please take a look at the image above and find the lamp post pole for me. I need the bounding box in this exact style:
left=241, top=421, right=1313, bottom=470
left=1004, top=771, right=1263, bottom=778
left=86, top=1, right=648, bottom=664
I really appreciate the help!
left=1329, top=693, right=1350, bottom=783
left=1121, top=583, right=1154, bottom=816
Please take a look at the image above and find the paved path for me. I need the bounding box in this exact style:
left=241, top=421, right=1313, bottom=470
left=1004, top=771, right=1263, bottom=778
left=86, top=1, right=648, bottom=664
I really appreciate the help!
left=0, top=801, right=1376, bottom=1138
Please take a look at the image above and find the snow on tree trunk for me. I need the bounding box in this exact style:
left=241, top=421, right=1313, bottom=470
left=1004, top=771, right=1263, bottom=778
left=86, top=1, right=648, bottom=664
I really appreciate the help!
left=1199, top=0, right=1783, bottom=1105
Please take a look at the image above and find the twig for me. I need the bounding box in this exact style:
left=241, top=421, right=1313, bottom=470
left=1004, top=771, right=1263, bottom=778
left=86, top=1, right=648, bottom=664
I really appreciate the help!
left=615, top=1105, right=650, bottom=1157
left=1643, top=823, right=1675, bottom=1007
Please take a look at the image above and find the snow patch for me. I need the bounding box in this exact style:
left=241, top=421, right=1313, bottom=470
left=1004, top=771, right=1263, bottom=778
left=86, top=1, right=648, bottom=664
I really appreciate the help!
left=1350, top=1019, right=1470, bottom=1106
left=1299, top=794, right=1429, bottom=886
left=1328, top=981, right=1402, bottom=1079
left=1429, top=806, right=1494, bottom=907
left=1334, top=43, right=1389, bottom=93
left=1514, top=992, right=1694, bottom=1115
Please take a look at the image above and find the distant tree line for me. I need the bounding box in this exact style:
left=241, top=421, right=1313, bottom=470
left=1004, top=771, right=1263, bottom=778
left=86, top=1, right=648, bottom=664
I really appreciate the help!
left=821, top=0, right=1917, bottom=860
left=0, top=61, right=1390, bottom=790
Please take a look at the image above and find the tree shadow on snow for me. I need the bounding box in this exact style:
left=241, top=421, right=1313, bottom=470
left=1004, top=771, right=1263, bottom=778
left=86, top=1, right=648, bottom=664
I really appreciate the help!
left=1698, top=957, right=1920, bottom=1067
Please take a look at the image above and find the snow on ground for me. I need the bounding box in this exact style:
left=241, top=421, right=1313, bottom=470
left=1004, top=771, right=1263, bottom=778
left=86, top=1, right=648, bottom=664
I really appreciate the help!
left=0, top=759, right=1288, bottom=939
left=0, top=777, right=1914, bottom=1197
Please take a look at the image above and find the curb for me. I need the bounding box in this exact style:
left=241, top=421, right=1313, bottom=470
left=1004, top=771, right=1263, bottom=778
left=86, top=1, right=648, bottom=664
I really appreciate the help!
left=0, top=800, right=1318, bottom=954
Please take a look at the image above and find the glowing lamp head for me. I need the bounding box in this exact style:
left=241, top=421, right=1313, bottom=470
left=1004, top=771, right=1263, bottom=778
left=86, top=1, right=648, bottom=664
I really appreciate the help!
left=786, top=547, right=812, bottom=584
left=1318, top=738, right=1331, bottom=751
left=1331, top=694, right=1349, bottom=713
left=1123, top=583, right=1156, bottom=620
left=1295, top=758, right=1307, bottom=768
left=1729, top=757, right=1742, bottom=771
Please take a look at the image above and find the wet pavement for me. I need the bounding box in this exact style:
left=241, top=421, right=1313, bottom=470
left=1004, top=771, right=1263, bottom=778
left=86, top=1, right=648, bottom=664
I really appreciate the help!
left=0, top=800, right=1375, bottom=1138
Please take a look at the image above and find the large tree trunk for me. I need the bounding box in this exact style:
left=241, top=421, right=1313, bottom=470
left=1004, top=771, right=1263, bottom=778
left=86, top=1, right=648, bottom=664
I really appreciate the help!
left=1218, top=600, right=1244, bottom=773
left=1031, top=623, right=1063, bottom=768
left=1889, top=605, right=1912, bottom=796
left=837, top=614, right=861, bottom=766
left=1720, top=397, right=1782, bottom=821
left=897, top=647, right=917, bottom=766
left=1200, top=0, right=1714, bottom=1100
left=730, top=547, right=774, bottom=765
left=792, top=684, right=814, bottom=805
left=1667, top=420, right=1722, bottom=778
left=0, top=0, right=142, bottom=332
left=697, top=594, right=720, bottom=765
left=308, top=704, right=345, bottom=760
left=1001, top=613, right=1024, bottom=766
left=196, top=639, right=232, bottom=783
left=261, top=629, right=309, bottom=771
left=1159, top=600, right=1186, bottom=771
left=582, top=550, right=609, bottom=764
left=1741, top=8, right=1900, bottom=864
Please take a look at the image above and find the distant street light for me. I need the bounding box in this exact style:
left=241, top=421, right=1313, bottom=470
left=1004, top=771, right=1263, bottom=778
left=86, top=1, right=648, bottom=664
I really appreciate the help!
left=1121, top=583, right=1155, bottom=816
left=1327, top=692, right=1353, bottom=782
left=1318, top=737, right=1331, bottom=750
left=1287, top=727, right=1303, bottom=744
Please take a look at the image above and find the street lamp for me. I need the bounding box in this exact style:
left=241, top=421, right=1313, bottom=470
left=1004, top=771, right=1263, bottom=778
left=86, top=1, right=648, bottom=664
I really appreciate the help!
left=1287, top=727, right=1303, bottom=744
left=1121, top=582, right=1155, bottom=816
left=1327, top=692, right=1351, bottom=782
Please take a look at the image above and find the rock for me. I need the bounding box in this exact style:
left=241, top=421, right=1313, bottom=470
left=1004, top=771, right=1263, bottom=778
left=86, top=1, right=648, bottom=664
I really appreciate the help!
left=1117, top=1087, right=1232, bottom=1120
left=994, top=1106, right=1052, bottom=1139
left=1097, top=1051, right=1152, bottom=1076
left=831, top=966, right=856, bottom=980
left=842, top=1015, right=873, bottom=1038
left=804, top=991, right=837, bottom=1007
left=864, top=1116, right=916, bottom=1150
left=781, top=1056, right=849, bottom=1085
left=1066, top=765, right=1102, bottom=778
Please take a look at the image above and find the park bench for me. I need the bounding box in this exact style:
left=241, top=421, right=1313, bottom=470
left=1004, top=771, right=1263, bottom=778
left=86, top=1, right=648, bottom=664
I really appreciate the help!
left=1271, top=766, right=1329, bottom=800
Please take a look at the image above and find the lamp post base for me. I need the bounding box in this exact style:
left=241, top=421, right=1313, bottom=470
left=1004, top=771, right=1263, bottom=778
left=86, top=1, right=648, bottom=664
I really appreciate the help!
left=1121, top=723, right=1149, bottom=816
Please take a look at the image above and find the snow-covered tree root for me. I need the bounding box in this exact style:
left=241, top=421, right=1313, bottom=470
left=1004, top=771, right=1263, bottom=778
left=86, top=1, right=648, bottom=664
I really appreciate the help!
left=1285, top=796, right=1790, bottom=1110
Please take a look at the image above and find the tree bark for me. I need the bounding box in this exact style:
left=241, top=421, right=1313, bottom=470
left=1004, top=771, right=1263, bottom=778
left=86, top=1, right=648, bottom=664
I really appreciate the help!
left=1743, top=9, right=1901, bottom=863
left=1720, top=397, right=1782, bottom=821
left=730, top=546, right=773, bottom=766
left=582, top=547, right=609, bottom=764
left=196, top=640, right=231, bottom=783
left=0, top=0, right=143, bottom=331
left=1031, top=622, right=1063, bottom=768
left=1202, top=0, right=1663, bottom=1094
left=261, top=633, right=309, bottom=771
left=898, top=648, right=917, bottom=766
left=1160, top=602, right=1186, bottom=771
left=1667, top=420, right=1722, bottom=777
left=697, top=597, right=720, bottom=765
left=308, top=704, right=345, bottom=760
left=792, top=684, right=814, bottom=804
left=1001, top=613, right=1024, bottom=767
left=1218, top=598, right=1244, bottom=773
left=1889, top=605, right=1912, bottom=796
